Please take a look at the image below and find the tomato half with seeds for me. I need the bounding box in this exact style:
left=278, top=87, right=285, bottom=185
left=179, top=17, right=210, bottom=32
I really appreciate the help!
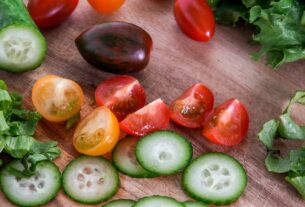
left=27, top=0, right=79, bottom=29
left=95, top=76, right=146, bottom=121
left=202, top=99, right=249, bottom=146
left=32, top=75, right=84, bottom=122
left=73, top=106, right=120, bottom=156
left=120, top=99, right=170, bottom=136
left=170, top=83, right=214, bottom=128
left=87, top=0, right=125, bottom=13
left=174, top=0, right=215, bottom=42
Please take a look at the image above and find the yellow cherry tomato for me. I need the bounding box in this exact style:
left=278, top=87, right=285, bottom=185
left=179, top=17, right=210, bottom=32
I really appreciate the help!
left=32, top=75, right=84, bottom=122
left=87, top=0, right=125, bottom=13
left=73, top=106, right=120, bottom=156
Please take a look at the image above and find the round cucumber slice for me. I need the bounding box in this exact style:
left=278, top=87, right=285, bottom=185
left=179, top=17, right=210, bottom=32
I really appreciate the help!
left=0, top=25, right=47, bottom=73
left=183, top=201, right=209, bottom=207
left=102, top=199, right=136, bottom=207
left=112, top=136, right=157, bottom=178
left=182, top=152, right=247, bottom=205
left=133, top=195, right=184, bottom=207
left=0, top=160, right=61, bottom=207
left=62, top=156, right=120, bottom=204
left=136, top=130, right=193, bottom=175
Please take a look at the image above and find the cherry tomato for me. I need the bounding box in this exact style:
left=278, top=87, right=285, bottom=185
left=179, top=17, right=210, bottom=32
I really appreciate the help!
left=120, top=99, right=170, bottom=136
left=95, top=76, right=146, bottom=121
left=73, top=106, right=120, bottom=156
left=174, top=0, right=215, bottom=42
left=27, top=0, right=79, bottom=29
left=32, top=75, right=84, bottom=122
left=202, top=99, right=249, bottom=146
left=87, top=0, right=125, bottom=13
left=170, top=84, right=214, bottom=128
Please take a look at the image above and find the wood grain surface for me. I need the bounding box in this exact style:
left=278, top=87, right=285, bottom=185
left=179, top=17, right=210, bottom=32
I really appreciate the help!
left=1, top=0, right=305, bottom=206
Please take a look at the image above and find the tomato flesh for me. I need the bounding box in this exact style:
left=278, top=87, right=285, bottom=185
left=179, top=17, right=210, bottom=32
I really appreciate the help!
left=120, top=99, right=170, bottom=136
left=73, top=106, right=119, bottom=156
left=170, top=83, right=214, bottom=128
left=87, top=0, right=125, bottom=13
left=27, top=0, right=79, bottom=29
left=202, top=99, right=249, bottom=146
left=95, top=76, right=146, bottom=121
left=174, top=0, right=215, bottom=42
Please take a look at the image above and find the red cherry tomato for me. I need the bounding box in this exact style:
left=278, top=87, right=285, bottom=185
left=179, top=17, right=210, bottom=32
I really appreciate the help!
left=202, top=99, right=249, bottom=146
left=87, top=0, right=125, bottom=13
left=170, top=84, right=214, bottom=128
left=120, top=99, right=170, bottom=136
left=174, top=0, right=215, bottom=42
left=27, top=0, right=79, bottom=29
left=95, top=76, right=146, bottom=121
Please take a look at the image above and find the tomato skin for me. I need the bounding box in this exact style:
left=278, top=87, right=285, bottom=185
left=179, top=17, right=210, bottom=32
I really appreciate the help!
left=120, top=99, right=170, bottom=136
left=202, top=99, right=249, bottom=146
left=174, top=0, right=215, bottom=42
left=87, top=0, right=125, bottom=13
left=95, top=76, right=146, bottom=121
left=170, top=84, right=214, bottom=128
left=27, top=0, right=79, bottom=29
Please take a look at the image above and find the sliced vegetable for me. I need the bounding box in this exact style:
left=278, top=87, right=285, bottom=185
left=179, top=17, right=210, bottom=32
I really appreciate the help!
left=136, top=130, right=193, bottom=175
left=0, top=160, right=61, bottom=207
left=62, top=156, right=120, bottom=204
left=0, top=0, right=47, bottom=72
left=73, top=106, right=119, bottom=156
left=120, top=99, right=170, bottom=136
left=133, top=196, right=184, bottom=207
left=32, top=75, right=84, bottom=122
left=183, top=201, right=209, bottom=207
left=174, top=0, right=215, bottom=42
left=102, top=199, right=136, bottom=207
left=170, top=83, right=214, bottom=128
left=182, top=152, right=247, bottom=205
left=76, top=22, right=153, bottom=74
left=203, top=99, right=249, bottom=146
left=27, top=0, right=79, bottom=29
left=87, top=0, right=125, bottom=13
left=112, top=136, right=157, bottom=178
left=95, top=76, right=146, bottom=121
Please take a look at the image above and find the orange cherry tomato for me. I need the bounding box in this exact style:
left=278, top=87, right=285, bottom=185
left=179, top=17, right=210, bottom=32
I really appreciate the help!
left=73, top=106, right=120, bottom=156
left=32, top=75, right=84, bottom=122
left=87, top=0, right=125, bottom=13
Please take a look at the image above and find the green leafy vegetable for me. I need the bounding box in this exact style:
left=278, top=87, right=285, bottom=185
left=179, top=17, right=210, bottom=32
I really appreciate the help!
left=209, top=0, right=305, bottom=68
left=258, top=119, right=279, bottom=150
left=0, top=80, right=61, bottom=176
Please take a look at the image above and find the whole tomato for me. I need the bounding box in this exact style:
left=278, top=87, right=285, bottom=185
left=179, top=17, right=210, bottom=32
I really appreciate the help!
left=28, top=0, right=79, bottom=29
left=87, top=0, right=125, bottom=13
left=174, top=0, right=215, bottom=42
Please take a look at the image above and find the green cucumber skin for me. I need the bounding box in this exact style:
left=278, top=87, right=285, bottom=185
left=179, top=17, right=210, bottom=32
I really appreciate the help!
left=102, top=199, right=136, bottom=207
left=0, top=0, right=47, bottom=73
left=133, top=195, right=185, bottom=207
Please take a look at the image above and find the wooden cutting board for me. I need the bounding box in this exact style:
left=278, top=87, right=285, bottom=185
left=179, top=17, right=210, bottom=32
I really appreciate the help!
left=1, top=0, right=305, bottom=206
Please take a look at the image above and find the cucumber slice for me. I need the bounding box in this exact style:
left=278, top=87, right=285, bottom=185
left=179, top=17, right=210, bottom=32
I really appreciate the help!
left=136, top=130, right=193, bottom=175
left=62, top=156, right=120, bottom=204
left=183, top=201, right=209, bottom=207
left=102, top=199, right=136, bottom=207
left=0, top=160, right=61, bottom=207
left=182, top=152, right=247, bottom=205
left=112, top=136, right=157, bottom=178
left=133, top=195, right=184, bottom=207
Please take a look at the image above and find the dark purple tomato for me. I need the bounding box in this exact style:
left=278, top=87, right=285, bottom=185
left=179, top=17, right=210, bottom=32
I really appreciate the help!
left=75, top=22, right=153, bottom=74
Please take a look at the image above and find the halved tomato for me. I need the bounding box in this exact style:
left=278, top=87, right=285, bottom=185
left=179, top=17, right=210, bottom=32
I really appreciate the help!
left=202, top=99, right=249, bottom=146
left=32, top=75, right=84, bottom=122
left=73, top=106, right=119, bottom=156
left=95, top=76, right=146, bottom=121
left=170, top=83, right=214, bottom=128
left=120, top=99, right=170, bottom=136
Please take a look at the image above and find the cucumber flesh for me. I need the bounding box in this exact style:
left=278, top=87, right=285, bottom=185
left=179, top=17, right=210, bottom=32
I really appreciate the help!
left=0, top=160, right=61, bottom=207
left=0, top=25, right=47, bottom=72
left=112, top=136, right=157, bottom=178
left=183, top=201, right=209, bottom=207
left=102, top=199, right=135, bottom=207
left=133, top=195, right=184, bottom=207
left=136, top=130, right=193, bottom=175
left=62, top=156, right=120, bottom=204
left=182, top=152, right=247, bottom=205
